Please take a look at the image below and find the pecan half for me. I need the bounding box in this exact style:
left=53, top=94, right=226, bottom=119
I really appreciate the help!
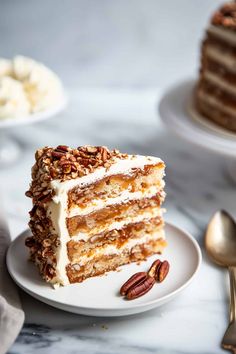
left=51, top=151, right=66, bottom=159
left=120, top=272, right=147, bottom=296
left=126, top=276, right=155, bottom=300
left=147, top=259, right=162, bottom=278
left=155, top=260, right=170, bottom=282
left=56, top=145, right=69, bottom=152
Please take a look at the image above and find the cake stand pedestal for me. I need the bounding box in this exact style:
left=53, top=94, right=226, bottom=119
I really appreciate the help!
left=0, top=131, right=20, bottom=166
left=159, top=78, right=236, bottom=182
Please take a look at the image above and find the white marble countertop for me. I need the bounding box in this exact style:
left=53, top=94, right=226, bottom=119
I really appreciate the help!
left=0, top=0, right=234, bottom=352
left=1, top=88, right=234, bottom=354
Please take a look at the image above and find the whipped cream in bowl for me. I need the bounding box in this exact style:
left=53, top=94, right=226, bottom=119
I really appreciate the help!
left=0, top=55, right=67, bottom=125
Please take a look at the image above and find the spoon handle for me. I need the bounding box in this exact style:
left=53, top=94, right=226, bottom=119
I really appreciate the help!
left=222, top=267, right=236, bottom=353
left=229, top=267, right=236, bottom=324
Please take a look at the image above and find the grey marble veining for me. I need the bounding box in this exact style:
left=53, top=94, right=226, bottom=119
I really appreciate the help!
left=0, top=88, right=233, bottom=354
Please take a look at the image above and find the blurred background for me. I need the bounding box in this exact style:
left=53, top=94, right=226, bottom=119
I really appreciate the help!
left=0, top=0, right=223, bottom=89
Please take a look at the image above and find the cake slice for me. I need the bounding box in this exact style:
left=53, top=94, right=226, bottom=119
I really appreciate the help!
left=195, top=2, right=236, bottom=131
left=25, top=145, right=166, bottom=286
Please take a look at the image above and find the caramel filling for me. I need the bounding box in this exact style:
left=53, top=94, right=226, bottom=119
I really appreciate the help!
left=206, top=34, right=236, bottom=53
left=67, top=216, right=163, bottom=261
left=66, top=238, right=167, bottom=284
left=67, top=163, right=164, bottom=210
left=198, top=79, right=236, bottom=108
left=66, top=194, right=163, bottom=237
left=203, top=58, right=236, bottom=84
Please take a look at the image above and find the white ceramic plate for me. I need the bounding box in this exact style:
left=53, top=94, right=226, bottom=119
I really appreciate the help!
left=0, top=92, right=68, bottom=129
left=7, top=222, right=201, bottom=317
left=159, top=78, right=236, bottom=158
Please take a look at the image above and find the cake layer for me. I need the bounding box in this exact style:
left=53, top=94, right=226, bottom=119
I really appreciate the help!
left=195, top=96, right=236, bottom=131
left=67, top=163, right=164, bottom=216
left=197, top=80, right=236, bottom=110
left=66, top=237, right=167, bottom=283
left=67, top=194, right=164, bottom=238
left=204, top=44, right=236, bottom=72
left=203, top=59, right=236, bottom=85
left=204, top=71, right=236, bottom=96
left=67, top=216, right=163, bottom=261
left=208, top=24, right=236, bottom=46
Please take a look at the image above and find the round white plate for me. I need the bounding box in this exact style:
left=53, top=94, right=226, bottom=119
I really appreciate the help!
left=159, top=78, right=236, bottom=158
left=0, top=92, right=68, bottom=129
left=7, top=222, right=201, bottom=317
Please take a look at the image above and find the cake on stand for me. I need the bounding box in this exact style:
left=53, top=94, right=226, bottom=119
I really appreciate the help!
left=159, top=79, right=236, bottom=182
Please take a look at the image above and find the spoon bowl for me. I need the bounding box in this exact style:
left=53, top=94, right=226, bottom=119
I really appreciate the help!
left=205, top=210, right=236, bottom=353
left=205, top=210, right=236, bottom=267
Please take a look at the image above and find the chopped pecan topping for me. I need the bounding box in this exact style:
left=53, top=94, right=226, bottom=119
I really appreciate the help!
left=26, top=145, right=128, bottom=204
left=212, top=2, right=236, bottom=29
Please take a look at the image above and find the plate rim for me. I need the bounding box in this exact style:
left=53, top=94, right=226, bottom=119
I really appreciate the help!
left=7, top=222, right=202, bottom=315
left=159, top=77, right=236, bottom=158
left=0, top=91, right=68, bottom=129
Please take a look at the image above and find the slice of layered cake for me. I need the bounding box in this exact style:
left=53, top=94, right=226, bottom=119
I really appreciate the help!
left=25, top=145, right=166, bottom=286
left=195, top=2, right=236, bottom=131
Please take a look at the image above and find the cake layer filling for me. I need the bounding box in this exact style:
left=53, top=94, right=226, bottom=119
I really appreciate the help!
left=67, top=164, right=165, bottom=216
left=196, top=99, right=236, bottom=131
left=204, top=59, right=236, bottom=85
left=67, top=216, right=163, bottom=260
left=197, top=90, right=236, bottom=118
left=66, top=194, right=164, bottom=238
left=69, top=227, right=165, bottom=266
left=205, top=45, right=236, bottom=72
left=204, top=71, right=236, bottom=96
left=206, top=34, right=236, bottom=52
left=208, top=25, right=236, bottom=46
left=66, top=237, right=166, bottom=283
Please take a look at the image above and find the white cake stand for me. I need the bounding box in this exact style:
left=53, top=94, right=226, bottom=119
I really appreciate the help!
left=159, top=78, right=236, bottom=182
left=0, top=93, right=68, bottom=166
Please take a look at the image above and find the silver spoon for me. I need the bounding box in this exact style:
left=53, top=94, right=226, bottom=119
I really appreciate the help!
left=205, top=210, right=236, bottom=353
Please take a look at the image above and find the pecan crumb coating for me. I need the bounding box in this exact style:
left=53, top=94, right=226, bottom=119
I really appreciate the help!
left=26, top=145, right=128, bottom=204
left=212, top=2, right=236, bottom=30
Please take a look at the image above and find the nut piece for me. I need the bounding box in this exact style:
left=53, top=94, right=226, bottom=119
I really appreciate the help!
left=155, top=260, right=170, bottom=282
left=120, top=272, right=147, bottom=296
left=126, top=276, right=155, bottom=300
left=147, top=259, right=162, bottom=278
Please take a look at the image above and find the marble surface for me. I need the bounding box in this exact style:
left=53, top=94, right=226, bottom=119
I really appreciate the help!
left=0, top=0, right=234, bottom=352
left=1, top=88, right=234, bottom=354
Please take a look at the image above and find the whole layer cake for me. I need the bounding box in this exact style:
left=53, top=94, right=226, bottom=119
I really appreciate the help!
left=25, top=145, right=166, bottom=286
left=195, top=2, right=236, bottom=131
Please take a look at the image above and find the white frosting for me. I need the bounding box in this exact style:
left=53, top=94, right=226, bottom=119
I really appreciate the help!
left=73, top=228, right=165, bottom=266
left=72, top=208, right=163, bottom=242
left=204, top=71, right=236, bottom=96
left=205, top=45, right=236, bottom=72
left=0, top=59, right=12, bottom=77
left=48, top=155, right=164, bottom=286
left=51, top=155, right=163, bottom=195
left=69, top=183, right=164, bottom=217
left=208, top=25, right=236, bottom=46
left=0, top=77, right=30, bottom=119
